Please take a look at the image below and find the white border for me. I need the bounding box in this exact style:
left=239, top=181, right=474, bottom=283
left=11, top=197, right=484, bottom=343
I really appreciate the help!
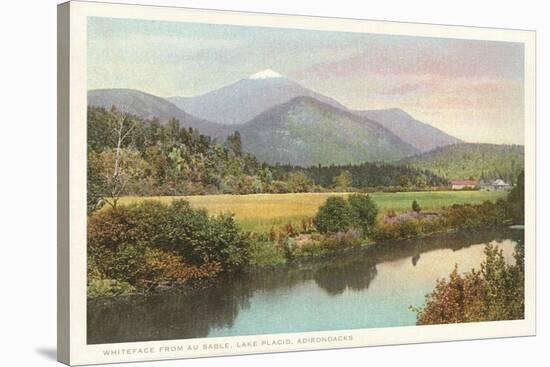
left=63, top=1, right=536, bottom=365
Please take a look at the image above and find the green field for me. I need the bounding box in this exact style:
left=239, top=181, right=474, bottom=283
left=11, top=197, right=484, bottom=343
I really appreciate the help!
left=117, top=191, right=507, bottom=233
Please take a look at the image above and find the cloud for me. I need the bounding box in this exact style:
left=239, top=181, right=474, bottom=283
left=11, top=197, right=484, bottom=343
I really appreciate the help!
left=295, top=38, right=524, bottom=81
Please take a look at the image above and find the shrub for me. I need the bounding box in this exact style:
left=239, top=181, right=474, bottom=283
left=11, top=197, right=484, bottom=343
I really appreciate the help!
left=87, top=279, right=136, bottom=298
left=301, top=217, right=315, bottom=233
left=88, top=242, right=148, bottom=284
left=88, top=200, right=250, bottom=287
left=373, top=219, right=423, bottom=241
left=143, top=248, right=222, bottom=283
left=412, top=200, right=421, bottom=212
left=445, top=201, right=507, bottom=229
left=283, top=222, right=298, bottom=237
left=348, top=194, right=378, bottom=234
left=276, top=236, right=298, bottom=259
left=291, top=230, right=362, bottom=257
left=249, top=238, right=287, bottom=266
left=315, top=196, right=356, bottom=233
left=413, top=243, right=524, bottom=325
left=507, top=171, right=524, bottom=224
left=413, top=266, right=487, bottom=324
left=321, top=229, right=363, bottom=250
left=291, top=239, right=325, bottom=257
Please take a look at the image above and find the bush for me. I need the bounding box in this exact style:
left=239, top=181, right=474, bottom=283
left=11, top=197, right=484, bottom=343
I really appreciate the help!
left=315, top=194, right=379, bottom=234
left=412, top=200, right=421, bottom=212
left=320, top=229, right=363, bottom=250
left=290, top=230, right=362, bottom=258
left=88, top=200, right=250, bottom=288
left=507, top=171, right=524, bottom=224
left=373, top=219, right=423, bottom=241
left=315, top=197, right=356, bottom=233
left=348, top=194, right=378, bottom=234
left=143, top=248, right=222, bottom=283
left=445, top=201, right=507, bottom=229
left=87, top=279, right=136, bottom=298
left=88, top=242, right=148, bottom=285
left=249, top=239, right=287, bottom=266
left=291, top=239, right=326, bottom=257
left=413, top=243, right=524, bottom=324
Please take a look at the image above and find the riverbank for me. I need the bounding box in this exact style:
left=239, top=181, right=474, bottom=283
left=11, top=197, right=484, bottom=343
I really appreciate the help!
left=87, top=226, right=523, bottom=343
left=87, top=221, right=520, bottom=300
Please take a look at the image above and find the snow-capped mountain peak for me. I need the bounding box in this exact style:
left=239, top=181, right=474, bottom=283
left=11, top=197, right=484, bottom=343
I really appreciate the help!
left=249, top=69, right=283, bottom=80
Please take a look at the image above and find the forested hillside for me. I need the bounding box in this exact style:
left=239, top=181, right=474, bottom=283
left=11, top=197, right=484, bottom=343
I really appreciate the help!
left=87, top=106, right=265, bottom=211
left=87, top=106, right=450, bottom=212
left=397, top=143, right=524, bottom=183
left=238, top=96, right=419, bottom=166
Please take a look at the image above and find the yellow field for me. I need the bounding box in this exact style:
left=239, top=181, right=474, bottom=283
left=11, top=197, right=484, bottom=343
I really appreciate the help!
left=117, top=191, right=507, bottom=233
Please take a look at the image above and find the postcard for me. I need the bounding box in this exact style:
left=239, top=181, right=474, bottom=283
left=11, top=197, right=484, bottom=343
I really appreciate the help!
left=57, top=1, right=536, bottom=365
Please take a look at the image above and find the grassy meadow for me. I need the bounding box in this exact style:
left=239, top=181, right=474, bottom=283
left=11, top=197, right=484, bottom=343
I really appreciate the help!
left=116, top=191, right=507, bottom=233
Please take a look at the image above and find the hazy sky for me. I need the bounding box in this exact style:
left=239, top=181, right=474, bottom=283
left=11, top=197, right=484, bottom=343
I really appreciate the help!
left=88, top=17, right=525, bottom=144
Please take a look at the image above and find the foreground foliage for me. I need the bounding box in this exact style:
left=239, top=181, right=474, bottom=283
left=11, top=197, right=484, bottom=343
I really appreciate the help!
left=87, top=200, right=249, bottom=296
left=413, top=242, right=524, bottom=324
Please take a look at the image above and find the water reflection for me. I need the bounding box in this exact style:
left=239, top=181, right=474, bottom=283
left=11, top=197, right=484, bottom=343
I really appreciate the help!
left=314, top=260, right=378, bottom=295
left=88, top=227, right=523, bottom=344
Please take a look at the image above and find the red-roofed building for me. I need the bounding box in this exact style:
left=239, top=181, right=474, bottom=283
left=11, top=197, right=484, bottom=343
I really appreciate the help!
left=450, top=180, right=478, bottom=190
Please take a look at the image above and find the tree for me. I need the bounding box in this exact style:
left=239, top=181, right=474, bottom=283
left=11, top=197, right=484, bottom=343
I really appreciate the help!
left=412, top=200, right=421, bottom=213
left=508, top=171, right=524, bottom=204
left=413, top=243, right=524, bottom=325
left=90, top=148, right=147, bottom=207
left=226, top=131, right=242, bottom=156
left=315, top=197, right=356, bottom=233
left=86, top=107, right=147, bottom=210
left=87, top=151, right=107, bottom=213
left=101, top=108, right=137, bottom=208
left=287, top=171, right=313, bottom=192
left=165, top=118, right=180, bottom=145
left=398, top=175, right=409, bottom=188
left=348, top=194, right=378, bottom=234
left=333, top=170, right=353, bottom=189
left=506, top=171, right=524, bottom=224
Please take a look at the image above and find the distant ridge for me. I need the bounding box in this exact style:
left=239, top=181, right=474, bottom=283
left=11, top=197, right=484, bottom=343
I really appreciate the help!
left=87, top=88, right=231, bottom=138
left=354, top=108, right=463, bottom=152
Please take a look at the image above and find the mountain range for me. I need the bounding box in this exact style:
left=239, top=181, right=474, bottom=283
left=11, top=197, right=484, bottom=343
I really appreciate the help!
left=87, top=70, right=472, bottom=166
left=167, top=69, right=347, bottom=125
left=88, top=88, right=231, bottom=139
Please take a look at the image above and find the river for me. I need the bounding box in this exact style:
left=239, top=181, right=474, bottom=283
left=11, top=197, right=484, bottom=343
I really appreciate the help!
left=87, top=227, right=522, bottom=344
